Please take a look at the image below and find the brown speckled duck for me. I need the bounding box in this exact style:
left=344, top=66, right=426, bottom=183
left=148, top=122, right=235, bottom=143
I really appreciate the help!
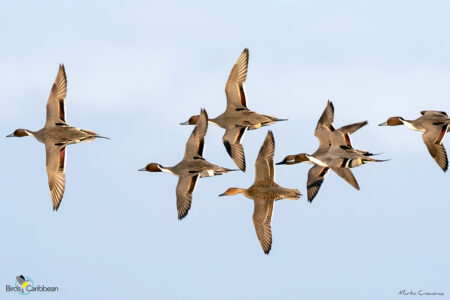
left=219, top=131, right=300, bottom=254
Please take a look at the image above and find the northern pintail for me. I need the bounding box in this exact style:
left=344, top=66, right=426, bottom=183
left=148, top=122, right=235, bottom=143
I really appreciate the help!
left=7, top=65, right=108, bottom=210
left=180, top=49, right=286, bottom=172
left=140, top=109, right=236, bottom=220
left=379, top=110, right=449, bottom=171
left=219, top=131, right=301, bottom=254
left=277, top=101, right=375, bottom=201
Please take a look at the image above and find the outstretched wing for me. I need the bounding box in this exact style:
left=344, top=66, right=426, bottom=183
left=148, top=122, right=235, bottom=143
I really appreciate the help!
left=331, top=167, right=360, bottom=190
left=225, top=49, right=249, bottom=111
left=314, top=101, right=334, bottom=150
left=253, top=200, right=274, bottom=254
left=421, top=110, right=448, bottom=117
left=45, top=64, right=67, bottom=127
left=45, top=143, right=67, bottom=211
left=338, top=121, right=368, bottom=135
left=422, top=125, right=448, bottom=172
left=184, top=109, right=208, bottom=158
left=316, top=100, right=334, bottom=130
left=254, top=131, right=275, bottom=183
left=222, top=127, right=247, bottom=171
left=176, top=174, right=200, bottom=220
left=306, top=165, right=329, bottom=202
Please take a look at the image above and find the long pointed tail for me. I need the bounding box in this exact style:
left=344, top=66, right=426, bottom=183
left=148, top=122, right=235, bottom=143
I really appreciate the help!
left=256, top=115, right=289, bottom=129
left=347, top=157, right=390, bottom=168
left=216, top=168, right=241, bottom=175
left=281, top=188, right=302, bottom=200
left=95, top=135, right=111, bottom=140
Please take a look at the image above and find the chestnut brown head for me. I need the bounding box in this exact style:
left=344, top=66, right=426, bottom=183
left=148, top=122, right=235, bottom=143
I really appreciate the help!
left=6, top=129, right=31, bottom=137
left=276, top=153, right=309, bottom=165
left=180, top=115, right=200, bottom=125
left=379, top=117, right=404, bottom=126
left=138, top=163, right=163, bottom=172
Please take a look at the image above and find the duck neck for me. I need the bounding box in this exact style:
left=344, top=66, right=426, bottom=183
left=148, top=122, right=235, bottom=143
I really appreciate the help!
left=234, top=188, right=250, bottom=198
left=401, top=119, right=422, bottom=131
left=229, top=187, right=246, bottom=196
left=160, top=166, right=176, bottom=176
left=307, top=154, right=328, bottom=167
left=208, top=115, right=226, bottom=128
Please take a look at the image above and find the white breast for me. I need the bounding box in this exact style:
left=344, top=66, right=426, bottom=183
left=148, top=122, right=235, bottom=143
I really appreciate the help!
left=307, top=155, right=328, bottom=167
left=161, top=168, right=175, bottom=175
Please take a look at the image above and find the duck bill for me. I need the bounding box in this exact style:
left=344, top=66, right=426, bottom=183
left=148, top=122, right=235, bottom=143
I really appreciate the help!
left=138, top=167, right=147, bottom=171
left=6, top=133, right=15, bottom=137
left=218, top=192, right=227, bottom=197
left=180, top=121, right=189, bottom=125
left=275, top=160, right=286, bottom=165
left=95, top=135, right=111, bottom=140
left=378, top=121, right=388, bottom=126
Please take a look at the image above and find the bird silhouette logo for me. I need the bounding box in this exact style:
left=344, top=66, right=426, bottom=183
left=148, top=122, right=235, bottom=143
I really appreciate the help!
left=16, top=275, right=30, bottom=289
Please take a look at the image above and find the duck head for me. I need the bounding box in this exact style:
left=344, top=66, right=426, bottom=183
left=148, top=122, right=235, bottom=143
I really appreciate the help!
left=276, top=153, right=309, bottom=165
left=6, top=129, right=32, bottom=137
left=379, top=117, right=404, bottom=126
left=138, top=163, right=163, bottom=172
left=219, top=188, right=245, bottom=196
left=180, top=115, right=199, bottom=125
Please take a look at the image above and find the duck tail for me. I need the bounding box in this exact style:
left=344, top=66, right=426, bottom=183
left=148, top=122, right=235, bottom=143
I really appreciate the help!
left=275, top=118, right=288, bottom=122
left=224, top=168, right=241, bottom=173
left=213, top=168, right=240, bottom=176
left=348, top=157, right=389, bottom=168
left=257, top=115, right=288, bottom=128
left=284, top=188, right=302, bottom=200
left=362, top=151, right=384, bottom=156
left=95, top=135, right=111, bottom=140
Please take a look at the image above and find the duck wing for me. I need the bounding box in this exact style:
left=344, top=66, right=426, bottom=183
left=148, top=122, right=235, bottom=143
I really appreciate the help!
left=45, top=143, right=67, bottom=211
left=253, top=200, right=274, bottom=254
left=184, top=109, right=208, bottom=159
left=306, top=165, right=329, bottom=202
left=331, top=167, right=360, bottom=190
left=338, top=121, right=368, bottom=135
left=254, top=131, right=275, bottom=183
left=176, top=173, right=200, bottom=220
left=314, top=101, right=334, bottom=151
left=333, top=121, right=368, bottom=147
left=421, top=110, right=448, bottom=117
left=225, top=49, right=249, bottom=111
left=222, top=127, right=247, bottom=171
left=45, top=64, right=67, bottom=127
left=422, top=125, right=448, bottom=172
left=316, top=100, right=334, bottom=129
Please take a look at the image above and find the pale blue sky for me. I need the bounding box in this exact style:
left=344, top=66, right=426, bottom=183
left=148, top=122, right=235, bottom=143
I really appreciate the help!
left=1, top=0, right=450, bottom=299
